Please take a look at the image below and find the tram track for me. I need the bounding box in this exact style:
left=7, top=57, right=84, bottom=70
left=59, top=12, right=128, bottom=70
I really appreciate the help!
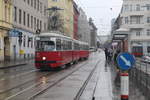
left=74, top=60, right=101, bottom=100
left=0, top=71, right=53, bottom=95
left=28, top=59, right=100, bottom=100
left=29, top=61, right=90, bottom=100
left=4, top=60, right=89, bottom=100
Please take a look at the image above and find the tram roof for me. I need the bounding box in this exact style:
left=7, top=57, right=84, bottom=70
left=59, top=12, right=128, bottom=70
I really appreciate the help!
left=39, top=31, right=72, bottom=40
left=39, top=31, right=89, bottom=45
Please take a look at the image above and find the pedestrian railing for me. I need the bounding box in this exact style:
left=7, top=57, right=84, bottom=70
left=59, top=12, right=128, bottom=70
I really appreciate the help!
left=130, top=60, right=150, bottom=100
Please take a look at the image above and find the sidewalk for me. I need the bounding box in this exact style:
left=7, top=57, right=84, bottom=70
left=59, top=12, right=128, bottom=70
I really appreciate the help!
left=93, top=51, right=114, bottom=100
left=0, top=60, right=29, bottom=69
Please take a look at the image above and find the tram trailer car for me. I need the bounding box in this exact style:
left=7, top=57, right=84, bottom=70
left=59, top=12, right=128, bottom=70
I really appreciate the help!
left=35, top=32, right=89, bottom=70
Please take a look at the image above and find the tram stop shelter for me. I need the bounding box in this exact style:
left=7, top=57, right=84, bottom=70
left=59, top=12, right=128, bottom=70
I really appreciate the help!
left=112, top=28, right=129, bottom=52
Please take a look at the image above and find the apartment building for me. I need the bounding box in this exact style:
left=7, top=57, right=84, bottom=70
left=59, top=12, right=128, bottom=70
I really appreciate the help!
left=78, top=8, right=91, bottom=45
left=119, top=0, right=150, bottom=55
left=9, top=0, right=48, bottom=60
left=0, top=0, right=13, bottom=61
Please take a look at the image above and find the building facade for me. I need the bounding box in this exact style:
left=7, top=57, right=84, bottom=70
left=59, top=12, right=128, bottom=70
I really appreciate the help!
left=73, top=2, right=79, bottom=40
left=78, top=8, right=91, bottom=45
left=48, top=0, right=74, bottom=38
left=118, top=0, right=150, bottom=55
left=0, top=0, right=13, bottom=61
left=89, top=18, right=97, bottom=48
left=8, top=0, right=48, bottom=61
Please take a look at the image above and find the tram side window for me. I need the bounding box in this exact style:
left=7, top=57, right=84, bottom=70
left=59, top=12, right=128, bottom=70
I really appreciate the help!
left=62, top=40, right=67, bottom=50
left=56, top=39, right=61, bottom=50
left=68, top=41, right=72, bottom=50
left=80, top=44, right=83, bottom=50
left=74, top=43, right=79, bottom=50
left=147, top=46, right=150, bottom=53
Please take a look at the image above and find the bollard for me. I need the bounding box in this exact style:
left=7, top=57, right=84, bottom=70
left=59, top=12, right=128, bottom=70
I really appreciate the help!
left=121, top=72, right=129, bottom=100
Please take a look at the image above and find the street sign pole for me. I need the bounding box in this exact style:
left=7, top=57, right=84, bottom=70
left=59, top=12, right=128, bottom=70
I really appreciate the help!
left=121, top=72, right=129, bottom=100
left=117, top=52, right=135, bottom=100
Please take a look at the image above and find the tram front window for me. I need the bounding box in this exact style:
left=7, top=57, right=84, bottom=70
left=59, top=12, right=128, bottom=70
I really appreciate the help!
left=37, top=41, right=55, bottom=51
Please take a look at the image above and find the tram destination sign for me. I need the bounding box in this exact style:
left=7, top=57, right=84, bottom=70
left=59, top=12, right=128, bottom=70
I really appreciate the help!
left=40, top=37, right=51, bottom=41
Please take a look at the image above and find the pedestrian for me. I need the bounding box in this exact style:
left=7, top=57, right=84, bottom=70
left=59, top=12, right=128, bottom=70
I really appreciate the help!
left=114, top=49, right=120, bottom=68
left=104, top=48, right=109, bottom=61
left=108, top=48, right=113, bottom=63
left=114, top=49, right=121, bottom=86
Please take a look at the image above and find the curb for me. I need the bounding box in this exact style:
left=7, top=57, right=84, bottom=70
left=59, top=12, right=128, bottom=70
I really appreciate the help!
left=0, top=63, right=27, bottom=69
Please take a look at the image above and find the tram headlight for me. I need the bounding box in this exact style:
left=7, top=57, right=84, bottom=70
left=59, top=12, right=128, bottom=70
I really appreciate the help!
left=42, top=57, right=46, bottom=60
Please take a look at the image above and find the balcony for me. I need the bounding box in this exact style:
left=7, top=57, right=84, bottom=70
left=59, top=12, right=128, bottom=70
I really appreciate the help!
left=130, top=35, right=150, bottom=41
left=121, top=11, right=144, bottom=17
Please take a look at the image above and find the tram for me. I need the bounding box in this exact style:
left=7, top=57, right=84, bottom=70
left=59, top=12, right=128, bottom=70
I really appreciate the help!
left=35, top=32, right=89, bottom=70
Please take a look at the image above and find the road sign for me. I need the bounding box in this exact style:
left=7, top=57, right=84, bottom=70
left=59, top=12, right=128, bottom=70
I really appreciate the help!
left=117, top=52, right=135, bottom=70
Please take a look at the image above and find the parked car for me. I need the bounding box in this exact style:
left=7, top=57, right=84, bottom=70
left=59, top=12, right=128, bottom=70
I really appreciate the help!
left=142, top=55, right=150, bottom=63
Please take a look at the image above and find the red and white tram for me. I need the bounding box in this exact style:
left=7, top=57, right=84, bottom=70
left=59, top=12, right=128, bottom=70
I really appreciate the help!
left=35, top=32, right=89, bottom=70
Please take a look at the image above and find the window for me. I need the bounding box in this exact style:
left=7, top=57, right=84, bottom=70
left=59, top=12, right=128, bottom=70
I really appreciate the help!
left=27, top=0, right=29, bottom=5
left=37, top=0, right=39, bottom=11
left=34, top=17, right=36, bottom=30
left=23, top=35, right=26, bottom=47
left=130, top=16, right=141, bottom=24
left=34, top=0, right=36, bottom=9
left=52, top=0, right=59, bottom=2
left=37, top=19, right=39, bottom=29
left=56, top=39, right=61, bottom=50
left=136, top=4, right=140, bottom=11
left=28, top=37, right=30, bottom=47
left=44, top=23, right=46, bottom=30
left=5, top=5, right=7, bottom=21
left=130, top=5, right=132, bottom=11
left=147, top=17, right=150, bottom=23
left=31, top=0, right=33, bottom=7
left=146, top=4, right=150, bottom=11
left=136, top=31, right=141, bottom=36
left=74, top=43, right=79, bottom=50
left=147, top=46, right=150, bottom=53
left=40, top=2, right=42, bottom=13
left=37, top=41, right=55, bottom=51
left=19, top=9, right=22, bottom=24
left=40, top=20, right=42, bottom=30
left=23, top=11, right=26, bottom=26
left=31, top=16, right=33, bottom=28
left=147, top=29, right=150, bottom=36
left=124, top=5, right=129, bottom=12
left=44, top=6, right=46, bottom=16
left=14, top=6, right=17, bottom=22
left=125, top=17, right=128, bottom=24
left=31, top=38, right=33, bottom=48
left=68, top=41, right=72, bottom=50
left=27, top=14, right=30, bottom=27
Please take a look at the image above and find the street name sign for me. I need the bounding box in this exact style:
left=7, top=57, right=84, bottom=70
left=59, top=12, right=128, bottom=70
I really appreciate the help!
left=117, top=52, right=135, bottom=70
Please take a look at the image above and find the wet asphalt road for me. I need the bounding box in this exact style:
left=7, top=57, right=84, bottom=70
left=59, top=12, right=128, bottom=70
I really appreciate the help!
left=0, top=53, right=147, bottom=100
left=0, top=61, right=52, bottom=100
left=0, top=53, right=99, bottom=100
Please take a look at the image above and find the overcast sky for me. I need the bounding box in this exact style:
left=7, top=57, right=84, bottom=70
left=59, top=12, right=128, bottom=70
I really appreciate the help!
left=74, top=0, right=123, bottom=35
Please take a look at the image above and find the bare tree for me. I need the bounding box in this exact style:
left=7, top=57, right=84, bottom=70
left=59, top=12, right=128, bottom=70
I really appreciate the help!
left=47, top=7, right=64, bottom=32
